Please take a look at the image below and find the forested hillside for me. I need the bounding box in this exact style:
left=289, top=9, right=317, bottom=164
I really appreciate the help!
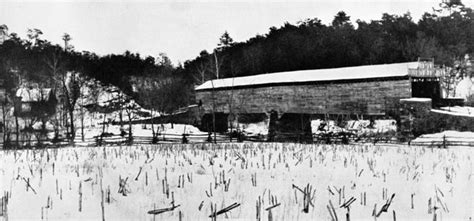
left=0, top=28, right=191, bottom=112
left=1, top=0, right=472, bottom=112
left=183, top=2, right=473, bottom=85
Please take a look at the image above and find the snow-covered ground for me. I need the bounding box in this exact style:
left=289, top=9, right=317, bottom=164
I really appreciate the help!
left=76, top=123, right=205, bottom=140
left=232, top=119, right=397, bottom=137
left=0, top=143, right=471, bottom=220
left=311, top=119, right=397, bottom=134
left=454, top=78, right=474, bottom=99
left=237, top=121, right=269, bottom=136
left=411, top=130, right=474, bottom=146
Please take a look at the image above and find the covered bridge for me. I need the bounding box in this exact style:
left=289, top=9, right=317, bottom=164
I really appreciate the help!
left=195, top=61, right=443, bottom=138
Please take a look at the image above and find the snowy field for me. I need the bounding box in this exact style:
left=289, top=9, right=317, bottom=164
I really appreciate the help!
left=412, top=130, right=474, bottom=146
left=0, top=143, right=472, bottom=220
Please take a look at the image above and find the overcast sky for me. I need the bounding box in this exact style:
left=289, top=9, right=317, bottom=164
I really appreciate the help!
left=1, top=0, right=472, bottom=64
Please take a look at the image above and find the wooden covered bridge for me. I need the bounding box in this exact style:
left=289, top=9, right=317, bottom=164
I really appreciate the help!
left=195, top=61, right=444, bottom=140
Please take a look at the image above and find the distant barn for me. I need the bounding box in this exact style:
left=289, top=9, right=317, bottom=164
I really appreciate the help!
left=14, top=87, right=57, bottom=118
left=195, top=61, right=443, bottom=138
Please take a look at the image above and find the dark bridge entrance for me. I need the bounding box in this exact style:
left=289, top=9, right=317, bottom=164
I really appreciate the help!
left=411, top=77, right=441, bottom=106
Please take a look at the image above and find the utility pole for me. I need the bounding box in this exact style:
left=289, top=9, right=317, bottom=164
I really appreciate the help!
left=214, top=49, right=219, bottom=79
left=211, top=80, right=217, bottom=144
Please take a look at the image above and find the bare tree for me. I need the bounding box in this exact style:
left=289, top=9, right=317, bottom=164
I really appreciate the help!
left=135, top=78, right=160, bottom=142
left=1, top=87, right=12, bottom=148
left=75, top=74, right=89, bottom=142
left=0, top=24, right=8, bottom=44
left=194, top=62, right=209, bottom=85
left=440, top=56, right=473, bottom=98
left=88, top=81, right=101, bottom=127
left=62, top=33, right=72, bottom=52
left=124, top=101, right=140, bottom=144
left=45, top=49, right=80, bottom=143
left=212, top=31, right=234, bottom=79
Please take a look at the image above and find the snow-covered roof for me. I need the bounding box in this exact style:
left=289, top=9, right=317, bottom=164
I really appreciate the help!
left=196, top=62, right=419, bottom=91
left=400, top=98, right=432, bottom=102
left=432, top=106, right=474, bottom=118
left=16, top=88, right=53, bottom=102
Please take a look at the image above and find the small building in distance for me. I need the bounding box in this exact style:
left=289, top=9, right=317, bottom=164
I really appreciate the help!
left=195, top=61, right=444, bottom=139
left=14, top=87, right=57, bottom=118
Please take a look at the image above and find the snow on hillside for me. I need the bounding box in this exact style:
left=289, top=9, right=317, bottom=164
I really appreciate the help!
left=75, top=81, right=207, bottom=139
left=454, top=78, right=474, bottom=99
left=75, top=78, right=161, bottom=128
left=9, top=77, right=168, bottom=142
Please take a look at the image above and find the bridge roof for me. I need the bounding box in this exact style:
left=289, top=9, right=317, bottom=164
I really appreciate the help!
left=196, top=62, right=419, bottom=91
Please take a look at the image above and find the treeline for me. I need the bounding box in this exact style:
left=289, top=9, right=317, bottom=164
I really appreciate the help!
left=1, top=1, right=473, bottom=113
left=0, top=28, right=191, bottom=111
left=183, top=1, right=473, bottom=85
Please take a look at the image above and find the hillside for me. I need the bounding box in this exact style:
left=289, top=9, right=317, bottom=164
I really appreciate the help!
left=1, top=2, right=473, bottom=111
left=183, top=4, right=473, bottom=86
